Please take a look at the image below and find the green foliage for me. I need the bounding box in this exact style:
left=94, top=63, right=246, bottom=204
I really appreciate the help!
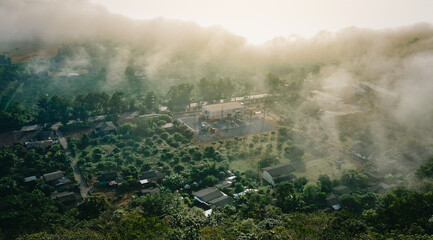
left=204, top=146, right=216, bottom=159
left=36, top=95, right=70, bottom=123
left=258, top=154, right=279, bottom=169
left=109, top=91, right=126, bottom=114
left=340, top=194, right=363, bottom=213
left=203, top=175, right=219, bottom=187
left=322, top=211, right=368, bottom=240
left=78, top=193, right=109, bottom=219
left=265, top=73, right=285, bottom=93
left=416, top=157, right=433, bottom=179
left=277, top=127, right=293, bottom=142
left=302, top=182, right=324, bottom=206
left=275, top=182, right=294, bottom=206
left=234, top=182, right=244, bottom=193
left=163, top=175, right=185, bottom=191
left=144, top=91, right=157, bottom=112
left=294, top=176, right=308, bottom=192
left=111, top=211, right=170, bottom=240
left=374, top=189, right=433, bottom=233
left=284, top=144, right=304, bottom=161
left=124, top=66, right=135, bottom=79
left=197, top=77, right=235, bottom=102
left=167, top=83, right=193, bottom=111
left=340, top=170, right=368, bottom=190
left=300, top=101, right=321, bottom=118
left=318, top=174, right=332, bottom=193
left=130, top=192, right=183, bottom=217
left=0, top=102, right=30, bottom=131
left=17, top=229, right=106, bottom=240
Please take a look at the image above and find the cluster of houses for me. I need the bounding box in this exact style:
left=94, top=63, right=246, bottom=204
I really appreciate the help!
left=24, top=170, right=79, bottom=207
left=22, top=161, right=391, bottom=214
left=259, top=162, right=391, bottom=212
left=323, top=169, right=391, bottom=211
left=190, top=163, right=297, bottom=215
left=324, top=178, right=390, bottom=212
left=0, top=125, right=58, bottom=149
left=95, top=170, right=165, bottom=196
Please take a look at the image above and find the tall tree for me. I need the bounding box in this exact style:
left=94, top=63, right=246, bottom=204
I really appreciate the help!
left=78, top=193, right=109, bottom=219
left=72, top=94, right=89, bottom=121
left=36, top=95, right=70, bottom=123
left=109, top=91, right=125, bottom=114
left=197, top=77, right=216, bottom=102
left=0, top=102, right=30, bottom=131
left=265, top=72, right=284, bottom=93
left=145, top=91, right=156, bottom=112
left=167, top=83, right=193, bottom=111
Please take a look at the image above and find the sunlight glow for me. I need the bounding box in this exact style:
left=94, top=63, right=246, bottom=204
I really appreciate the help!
left=91, top=0, right=433, bottom=44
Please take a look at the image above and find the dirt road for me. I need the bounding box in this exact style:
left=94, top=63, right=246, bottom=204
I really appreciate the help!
left=56, top=130, right=89, bottom=199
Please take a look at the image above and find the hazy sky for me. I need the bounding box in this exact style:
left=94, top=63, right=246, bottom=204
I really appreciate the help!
left=91, top=0, right=433, bottom=44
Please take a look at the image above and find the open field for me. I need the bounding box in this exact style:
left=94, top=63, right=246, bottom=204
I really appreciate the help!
left=179, top=116, right=276, bottom=143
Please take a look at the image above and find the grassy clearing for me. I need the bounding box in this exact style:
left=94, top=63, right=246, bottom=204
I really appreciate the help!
left=214, top=100, right=363, bottom=182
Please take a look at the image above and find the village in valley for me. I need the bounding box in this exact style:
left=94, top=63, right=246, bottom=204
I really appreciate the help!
left=0, top=76, right=403, bottom=215
left=2, top=2, right=433, bottom=238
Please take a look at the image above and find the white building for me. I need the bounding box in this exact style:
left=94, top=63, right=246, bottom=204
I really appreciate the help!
left=202, top=102, right=244, bottom=120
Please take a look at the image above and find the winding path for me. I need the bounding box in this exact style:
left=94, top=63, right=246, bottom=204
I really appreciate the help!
left=55, top=130, right=89, bottom=199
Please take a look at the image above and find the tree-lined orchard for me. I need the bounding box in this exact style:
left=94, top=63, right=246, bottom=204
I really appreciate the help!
left=67, top=115, right=232, bottom=196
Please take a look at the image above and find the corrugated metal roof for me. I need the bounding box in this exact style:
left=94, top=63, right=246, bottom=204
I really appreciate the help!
left=193, top=188, right=223, bottom=202
left=203, top=102, right=244, bottom=112
left=262, top=163, right=295, bottom=178
left=310, top=90, right=343, bottom=102
left=43, top=171, right=64, bottom=182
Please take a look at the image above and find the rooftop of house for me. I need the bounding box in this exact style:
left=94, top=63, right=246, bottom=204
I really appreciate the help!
left=94, top=121, right=117, bottom=132
left=332, top=204, right=342, bottom=211
left=360, top=82, right=398, bottom=98
left=53, top=177, right=72, bottom=187
left=310, top=90, right=343, bottom=102
left=140, top=170, right=164, bottom=181
left=203, top=102, right=244, bottom=112
left=326, top=194, right=339, bottom=206
left=162, top=123, right=174, bottom=129
left=208, top=195, right=233, bottom=207
left=273, top=173, right=296, bottom=184
left=24, top=176, right=37, bottom=183
left=50, top=191, right=77, bottom=203
left=215, top=180, right=232, bottom=188
left=43, top=171, right=64, bottom=182
left=10, top=130, right=55, bottom=145
left=25, top=140, right=55, bottom=149
left=193, top=188, right=224, bottom=203
left=20, top=124, right=43, bottom=132
left=262, top=163, right=295, bottom=178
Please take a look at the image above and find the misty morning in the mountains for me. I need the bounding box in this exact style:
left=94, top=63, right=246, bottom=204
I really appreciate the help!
left=1, top=1, right=433, bottom=239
